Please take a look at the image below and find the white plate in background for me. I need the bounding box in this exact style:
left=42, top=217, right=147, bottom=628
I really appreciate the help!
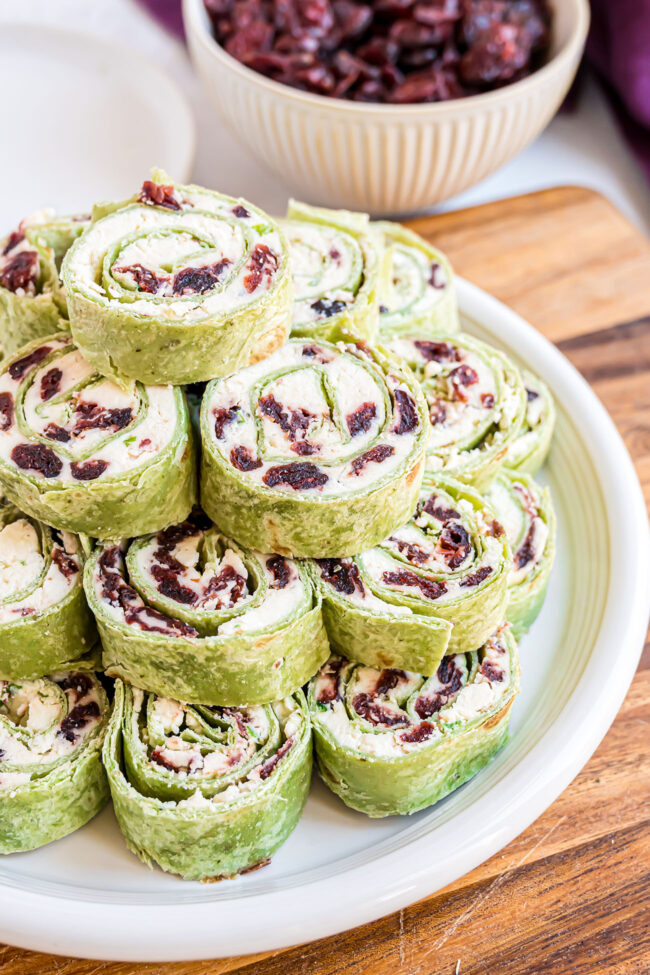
left=0, top=279, right=647, bottom=961
left=0, top=24, right=195, bottom=228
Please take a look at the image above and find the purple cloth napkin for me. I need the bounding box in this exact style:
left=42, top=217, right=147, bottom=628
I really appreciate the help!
left=137, top=0, right=185, bottom=39
left=136, top=0, right=650, bottom=181
left=588, top=0, right=650, bottom=181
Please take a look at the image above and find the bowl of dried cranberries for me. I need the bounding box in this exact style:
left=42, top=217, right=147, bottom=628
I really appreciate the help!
left=184, top=0, right=589, bottom=214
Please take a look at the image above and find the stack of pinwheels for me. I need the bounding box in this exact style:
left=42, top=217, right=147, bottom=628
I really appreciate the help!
left=0, top=175, right=556, bottom=880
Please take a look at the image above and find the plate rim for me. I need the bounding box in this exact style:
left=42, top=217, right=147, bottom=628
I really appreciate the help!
left=0, top=21, right=196, bottom=190
left=0, top=278, right=647, bottom=962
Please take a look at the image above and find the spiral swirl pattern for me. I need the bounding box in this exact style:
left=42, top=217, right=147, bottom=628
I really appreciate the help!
left=62, top=177, right=292, bottom=384
left=201, top=337, right=429, bottom=556
left=309, top=626, right=519, bottom=816
left=87, top=511, right=328, bottom=705
left=0, top=668, right=109, bottom=851
left=103, top=681, right=311, bottom=880
left=0, top=334, right=196, bottom=536
left=387, top=332, right=526, bottom=489
left=310, top=474, right=510, bottom=675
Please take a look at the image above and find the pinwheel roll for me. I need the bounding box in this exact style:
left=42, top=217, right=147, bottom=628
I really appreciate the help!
left=375, top=222, right=458, bottom=337
left=201, top=338, right=428, bottom=557
left=484, top=471, right=556, bottom=637
left=505, top=369, right=556, bottom=475
left=87, top=512, right=329, bottom=705
left=0, top=668, right=109, bottom=852
left=61, top=174, right=291, bottom=385
left=387, top=333, right=526, bottom=490
left=0, top=334, right=196, bottom=537
left=0, top=211, right=90, bottom=356
left=308, top=475, right=510, bottom=675
left=104, top=681, right=311, bottom=880
left=309, top=626, right=519, bottom=817
left=0, top=497, right=95, bottom=679
left=282, top=199, right=379, bottom=342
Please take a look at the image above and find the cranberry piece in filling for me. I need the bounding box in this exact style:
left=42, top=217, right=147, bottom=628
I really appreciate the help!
left=243, top=244, right=278, bottom=293
left=232, top=204, right=250, bottom=218
left=263, top=462, right=328, bottom=490
left=382, top=568, right=447, bottom=601
left=0, top=392, right=13, bottom=431
left=230, top=445, right=262, bottom=471
left=214, top=405, right=240, bottom=439
left=346, top=402, right=376, bottom=436
left=438, top=522, right=471, bottom=568
left=40, top=367, right=62, bottom=402
left=138, top=180, right=181, bottom=211
left=459, top=565, right=492, bottom=588
left=350, top=444, right=394, bottom=475
left=11, top=443, right=62, bottom=478
left=70, top=459, right=109, bottom=481
left=266, top=555, right=291, bottom=588
left=8, top=345, right=52, bottom=380
left=422, top=495, right=460, bottom=522
left=52, top=548, right=78, bottom=579
left=310, top=297, right=347, bottom=318
left=392, top=389, right=418, bottom=435
left=414, top=341, right=459, bottom=363
left=44, top=423, right=71, bottom=443
left=0, top=251, right=39, bottom=293
left=113, top=263, right=165, bottom=294
left=172, top=260, right=231, bottom=296
left=58, top=701, right=100, bottom=742
left=317, top=558, right=364, bottom=596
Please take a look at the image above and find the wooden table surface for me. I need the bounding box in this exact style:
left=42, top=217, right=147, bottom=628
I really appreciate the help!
left=2, top=186, right=650, bottom=975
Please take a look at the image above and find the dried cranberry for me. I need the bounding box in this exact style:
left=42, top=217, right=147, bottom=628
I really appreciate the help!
left=243, top=244, right=278, bottom=293
left=0, top=250, right=39, bottom=293
left=481, top=392, right=495, bottom=408
left=346, top=402, right=376, bottom=436
left=526, top=387, right=539, bottom=401
left=266, top=554, right=291, bottom=588
left=352, top=693, right=405, bottom=727
left=438, top=522, right=471, bottom=568
left=11, top=443, right=62, bottom=478
left=383, top=568, right=447, bottom=600
left=59, top=701, right=100, bottom=742
left=459, top=565, right=492, bottom=587
left=392, top=389, right=418, bottom=435
left=422, top=495, right=460, bottom=522
left=214, top=405, right=240, bottom=439
left=230, top=445, right=262, bottom=471
left=0, top=392, right=13, bottom=431
left=375, top=668, right=407, bottom=695
left=350, top=444, right=394, bottom=475
left=232, top=204, right=250, bottom=218
left=40, top=368, right=62, bottom=402
left=514, top=523, right=536, bottom=568
left=8, top=346, right=52, bottom=380
left=259, top=738, right=293, bottom=779
left=113, top=263, right=164, bottom=294
left=52, top=547, right=78, bottom=579
left=414, top=340, right=459, bottom=363
left=44, top=423, right=71, bottom=443
left=2, top=229, right=25, bottom=256
left=481, top=659, right=504, bottom=682
left=400, top=722, right=435, bottom=743
left=317, top=557, right=364, bottom=595
left=263, top=461, right=328, bottom=490
left=172, top=260, right=231, bottom=295
left=310, top=297, right=347, bottom=318
left=70, top=459, right=108, bottom=480
left=138, top=181, right=181, bottom=210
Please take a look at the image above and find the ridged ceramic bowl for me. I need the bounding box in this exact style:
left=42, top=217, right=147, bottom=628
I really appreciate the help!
left=184, top=0, right=589, bottom=215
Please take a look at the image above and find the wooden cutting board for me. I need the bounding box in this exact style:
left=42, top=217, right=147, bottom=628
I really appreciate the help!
left=3, top=186, right=650, bottom=975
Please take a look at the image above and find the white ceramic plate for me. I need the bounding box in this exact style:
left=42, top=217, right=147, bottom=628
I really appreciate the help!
left=0, top=24, right=195, bottom=229
left=0, top=279, right=647, bottom=962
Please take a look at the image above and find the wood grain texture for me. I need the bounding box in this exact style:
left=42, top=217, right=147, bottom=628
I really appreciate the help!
left=2, top=186, right=650, bottom=975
